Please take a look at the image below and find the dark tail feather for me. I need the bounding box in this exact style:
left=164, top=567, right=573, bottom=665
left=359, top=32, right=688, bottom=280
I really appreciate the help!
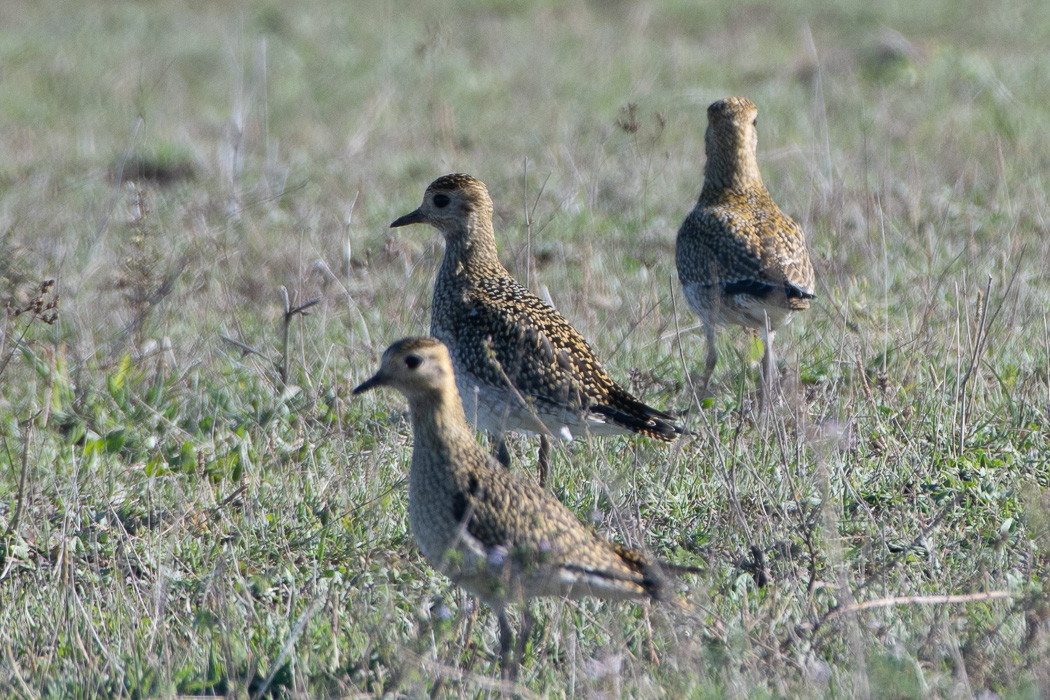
left=660, top=561, right=705, bottom=577
left=606, top=543, right=703, bottom=608
left=650, top=560, right=704, bottom=609
left=643, top=560, right=704, bottom=607
left=721, top=278, right=815, bottom=300
left=590, top=389, right=686, bottom=441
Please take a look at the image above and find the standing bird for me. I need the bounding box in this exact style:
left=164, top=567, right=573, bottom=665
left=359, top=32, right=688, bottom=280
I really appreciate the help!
left=353, top=338, right=696, bottom=677
left=391, top=174, right=681, bottom=484
left=676, top=97, right=815, bottom=398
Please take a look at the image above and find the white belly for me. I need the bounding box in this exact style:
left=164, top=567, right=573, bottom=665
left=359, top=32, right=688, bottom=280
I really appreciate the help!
left=682, top=282, right=795, bottom=331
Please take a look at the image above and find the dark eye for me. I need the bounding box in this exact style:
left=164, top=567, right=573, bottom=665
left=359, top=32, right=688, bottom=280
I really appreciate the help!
left=433, top=193, right=450, bottom=208
left=753, top=117, right=758, bottom=127
left=404, top=354, right=422, bottom=370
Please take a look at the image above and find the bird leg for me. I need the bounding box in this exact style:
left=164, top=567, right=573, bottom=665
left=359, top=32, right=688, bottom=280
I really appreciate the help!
left=537, top=435, right=550, bottom=487
left=497, top=607, right=537, bottom=682
left=643, top=604, right=659, bottom=664
left=503, top=608, right=533, bottom=680
left=459, top=597, right=480, bottom=674
left=515, top=607, right=536, bottom=669
left=759, top=325, right=778, bottom=408
left=498, top=610, right=519, bottom=681
left=493, top=435, right=511, bottom=469
left=699, top=323, right=718, bottom=398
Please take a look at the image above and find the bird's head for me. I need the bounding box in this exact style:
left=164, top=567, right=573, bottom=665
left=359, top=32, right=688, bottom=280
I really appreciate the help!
left=390, top=173, right=495, bottom=245
left=353, top=337, right=457, bottom=401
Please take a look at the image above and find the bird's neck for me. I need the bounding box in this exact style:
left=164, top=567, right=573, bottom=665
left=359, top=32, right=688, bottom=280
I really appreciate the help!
left=441, top=221, right=505, bottom=277
left=406, top=388, right=475, bottom=471
left=702, top=147, right=764, bottom=194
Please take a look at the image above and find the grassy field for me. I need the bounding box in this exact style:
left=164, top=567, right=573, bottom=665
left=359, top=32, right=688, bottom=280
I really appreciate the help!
left=2, top=0, right=1049, bottom=696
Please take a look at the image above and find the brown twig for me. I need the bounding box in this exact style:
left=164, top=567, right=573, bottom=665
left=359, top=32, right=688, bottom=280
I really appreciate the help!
left=0, top=280, right=59, bottom=379
left=807, top=495, right=957, bottom=645
left=668, top=276, right=701, bottom=410
left=1, top=421, right=33, bottom=543
left=521, top=158, right=550, bottom=293
left=957, top=275, right=992, bottom=453
left=278, top=286, right=320, bottom=385
left=957, top=251, right=1024, bottom=453
left=823, top=590, right=1015, bottom=622
left=9, top=422, right=32, bottom=538
left=219, top=334, right=270, bottom=361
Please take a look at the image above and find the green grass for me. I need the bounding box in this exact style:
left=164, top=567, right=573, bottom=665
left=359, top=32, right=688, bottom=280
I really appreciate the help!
left=1, top=0, right=1049, bottom=696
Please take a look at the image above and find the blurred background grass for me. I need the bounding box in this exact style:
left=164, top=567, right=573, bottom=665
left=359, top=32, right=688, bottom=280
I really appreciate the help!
left=1, top=0, right=1048, bottom=697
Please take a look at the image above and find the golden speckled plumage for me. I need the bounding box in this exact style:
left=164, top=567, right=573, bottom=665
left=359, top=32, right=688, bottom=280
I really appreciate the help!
left=392, top=174, right=681, bottom=449
left=676, top=97, right=815, bottom=391
left=352, top=338, right=686, bottom=611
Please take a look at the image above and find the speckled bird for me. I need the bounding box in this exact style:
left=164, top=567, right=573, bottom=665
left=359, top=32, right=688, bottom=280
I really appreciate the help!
left=353, top=337, right=696, bottom=675
left=391, top=173, right=681, bottom=484
left=676, top=97, right=815, bottom=395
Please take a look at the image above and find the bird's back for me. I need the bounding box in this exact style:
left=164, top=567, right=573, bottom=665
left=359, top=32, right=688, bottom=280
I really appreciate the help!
left=432, top=262, right=679, bottom=441
left=408, top=418, right=668, bottom=608
left=677, top=185, right=814, bottom=329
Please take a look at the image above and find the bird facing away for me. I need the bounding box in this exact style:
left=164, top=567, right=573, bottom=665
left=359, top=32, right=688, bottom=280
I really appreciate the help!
left=676, top=97, right=815, bottom=397
left=391, top=173, right=681, bottom=484
left=354, top=338, right=695, bottom=675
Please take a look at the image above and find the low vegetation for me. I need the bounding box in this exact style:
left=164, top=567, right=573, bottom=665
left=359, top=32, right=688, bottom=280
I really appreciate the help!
left=1, top=0, right=1048, bottom=696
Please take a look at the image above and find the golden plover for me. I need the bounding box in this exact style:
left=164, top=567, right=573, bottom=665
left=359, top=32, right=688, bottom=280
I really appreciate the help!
left=675, top=97, right=815, bottom=396
left=354, top=337, right=696, bottom=675
left=391, top=173, right=681, bottom=484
